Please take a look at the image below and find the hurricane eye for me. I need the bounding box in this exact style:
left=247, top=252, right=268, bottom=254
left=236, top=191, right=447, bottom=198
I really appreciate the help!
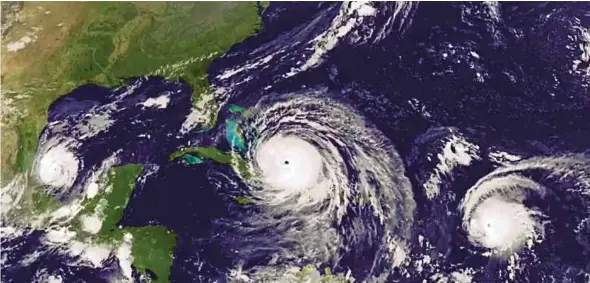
left=237, top=94, right=416, bottom=280
left=254, top=135, right=323, bottom=192
left=459, top=156, right=590, bottom=264
left=35, top=139, right=80, bottom=189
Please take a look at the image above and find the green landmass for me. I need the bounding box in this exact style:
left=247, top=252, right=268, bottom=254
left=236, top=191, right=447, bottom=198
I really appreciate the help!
left=98, top=164, right=143, bottom=237
left=2, top=2, right=266, bottom=282
left=169, top=146, right=252, bottom=178
left=2, top=178, right=64, bottom=226
left=231, top=195, right=254, bottom=205
left=169, top=146, right=232, bottom=163
left=73, top=164, right=177, bottom=282
left=124, top=225, right=177, bottom=283
left=1, top=1, right=265, bottom=182
left=105, top=165, right=176, bottom=283
left=31, top=188, right=62, bottom=213
left=71, top=165, right=144, bottom=243
left=171, top=146, right=257, bottom=205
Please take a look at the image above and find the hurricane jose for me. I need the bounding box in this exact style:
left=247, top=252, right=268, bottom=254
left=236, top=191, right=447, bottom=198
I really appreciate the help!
left=467, top=194, right=540, bottom=252
left=460, top=156, right=590, bottom=258
left=228, top=91, right=416, bottom=280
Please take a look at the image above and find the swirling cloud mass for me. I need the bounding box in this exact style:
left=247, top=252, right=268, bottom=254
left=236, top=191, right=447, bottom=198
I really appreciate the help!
left=218, top=92, right=416, bottom=281
left=3, top=2, right=590, bottom=283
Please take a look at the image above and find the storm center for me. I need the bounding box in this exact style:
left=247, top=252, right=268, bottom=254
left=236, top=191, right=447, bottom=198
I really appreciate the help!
left=255, top=135, right=322, bottom=191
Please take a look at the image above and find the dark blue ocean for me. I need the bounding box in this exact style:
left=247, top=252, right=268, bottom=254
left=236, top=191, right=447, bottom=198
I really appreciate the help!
left=2, top=2, right=590, bottom=283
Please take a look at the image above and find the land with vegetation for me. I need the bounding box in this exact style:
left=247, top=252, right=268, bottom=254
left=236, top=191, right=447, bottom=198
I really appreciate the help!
left=1, top=2, right=266, bottom=282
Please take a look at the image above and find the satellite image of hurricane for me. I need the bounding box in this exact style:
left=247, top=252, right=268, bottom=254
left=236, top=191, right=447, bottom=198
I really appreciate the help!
left=1, top=1, right=590, bottom=283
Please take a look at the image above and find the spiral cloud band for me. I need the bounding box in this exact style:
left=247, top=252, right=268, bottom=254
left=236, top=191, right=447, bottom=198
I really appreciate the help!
left=229, top=91, right=416, bottom=279
left=33, top=137, right=81, bottom=190
left=460, top=155, right=590, bottom=258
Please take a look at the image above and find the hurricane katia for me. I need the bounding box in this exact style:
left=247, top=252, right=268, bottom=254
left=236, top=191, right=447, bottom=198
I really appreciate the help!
left=460, top=155, right=590, bottom=258
left=223, top=91, right=416, bottom=280
left=33, top=137, right=80, bottom=190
